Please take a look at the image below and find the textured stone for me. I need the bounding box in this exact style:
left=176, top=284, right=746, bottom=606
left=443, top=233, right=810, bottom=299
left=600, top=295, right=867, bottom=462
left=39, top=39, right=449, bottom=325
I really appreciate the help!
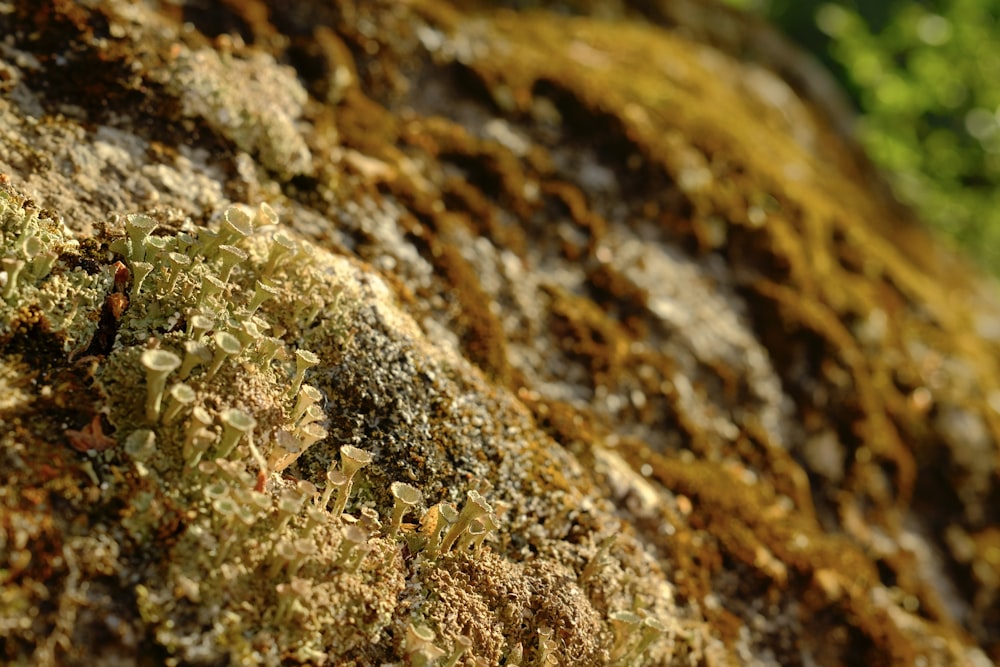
left=0, top=1, right=998, bottom=665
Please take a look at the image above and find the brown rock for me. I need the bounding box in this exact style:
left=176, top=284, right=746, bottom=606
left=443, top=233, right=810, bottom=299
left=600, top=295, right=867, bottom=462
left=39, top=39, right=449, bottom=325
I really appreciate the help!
left=0, top=1, right=997, bottom=665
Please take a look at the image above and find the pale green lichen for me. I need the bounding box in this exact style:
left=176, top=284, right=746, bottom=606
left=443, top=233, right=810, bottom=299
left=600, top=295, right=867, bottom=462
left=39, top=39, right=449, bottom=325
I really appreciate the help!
left=163, top=49, right=314, bottom=180
left=0, top=190, right=108, bottom=353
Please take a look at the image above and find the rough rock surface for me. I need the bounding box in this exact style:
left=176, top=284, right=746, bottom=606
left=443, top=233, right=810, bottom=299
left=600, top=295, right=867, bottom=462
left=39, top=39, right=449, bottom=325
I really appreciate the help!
left=1, top=1, right=999, bottom=665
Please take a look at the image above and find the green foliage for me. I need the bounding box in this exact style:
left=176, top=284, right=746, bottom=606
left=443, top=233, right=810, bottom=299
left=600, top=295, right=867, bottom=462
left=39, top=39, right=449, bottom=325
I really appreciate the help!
left=728, top=0, right=1000, bottom=270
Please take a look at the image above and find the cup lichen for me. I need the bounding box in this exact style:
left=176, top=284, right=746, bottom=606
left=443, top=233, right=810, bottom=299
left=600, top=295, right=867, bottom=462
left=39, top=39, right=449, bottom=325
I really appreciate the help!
left=140, top=348, right=182, bottom=423
left=162, top=382, right=196, bottom=424
left=205, top=330, right=242, bottom=380
left=329, top=444, right=373, bottom=518
left=287, top=348, right=320, bottom=398
left=387, top=481, right=423, bottom=539
left=216, top=407, right=256, bottom=459
left=124, top=213, right=157, bottom=263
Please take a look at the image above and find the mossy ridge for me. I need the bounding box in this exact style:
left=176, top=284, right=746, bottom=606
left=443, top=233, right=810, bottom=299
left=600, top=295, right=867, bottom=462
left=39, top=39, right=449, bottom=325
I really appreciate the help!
left=405, top=5, right=1000, bottom=654
left=295, top=2, right=998, bottom=660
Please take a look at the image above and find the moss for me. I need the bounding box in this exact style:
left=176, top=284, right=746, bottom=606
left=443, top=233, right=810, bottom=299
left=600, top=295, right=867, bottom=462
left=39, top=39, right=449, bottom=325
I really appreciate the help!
left=429, top=236, right=511, bottom=385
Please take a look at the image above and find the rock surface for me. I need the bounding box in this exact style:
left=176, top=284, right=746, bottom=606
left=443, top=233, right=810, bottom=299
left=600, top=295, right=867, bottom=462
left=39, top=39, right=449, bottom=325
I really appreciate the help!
left=1, top=1, right=999, bottom=665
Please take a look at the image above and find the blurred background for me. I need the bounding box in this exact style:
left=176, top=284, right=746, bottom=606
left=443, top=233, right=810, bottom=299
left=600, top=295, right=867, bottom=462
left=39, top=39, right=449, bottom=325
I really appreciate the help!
left=724, top=0, right=1000, bottom=272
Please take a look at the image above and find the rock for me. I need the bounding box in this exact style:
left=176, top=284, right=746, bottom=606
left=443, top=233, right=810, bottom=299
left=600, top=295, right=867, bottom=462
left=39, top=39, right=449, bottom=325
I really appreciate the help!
left=0, top=0, right=998, bottom=665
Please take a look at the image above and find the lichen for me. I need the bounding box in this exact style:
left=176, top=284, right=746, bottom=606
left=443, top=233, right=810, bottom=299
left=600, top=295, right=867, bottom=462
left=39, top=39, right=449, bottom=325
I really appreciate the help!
left=0, top=190, right=106, bottom=353
left=163, top=49, right=314, bottom=180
